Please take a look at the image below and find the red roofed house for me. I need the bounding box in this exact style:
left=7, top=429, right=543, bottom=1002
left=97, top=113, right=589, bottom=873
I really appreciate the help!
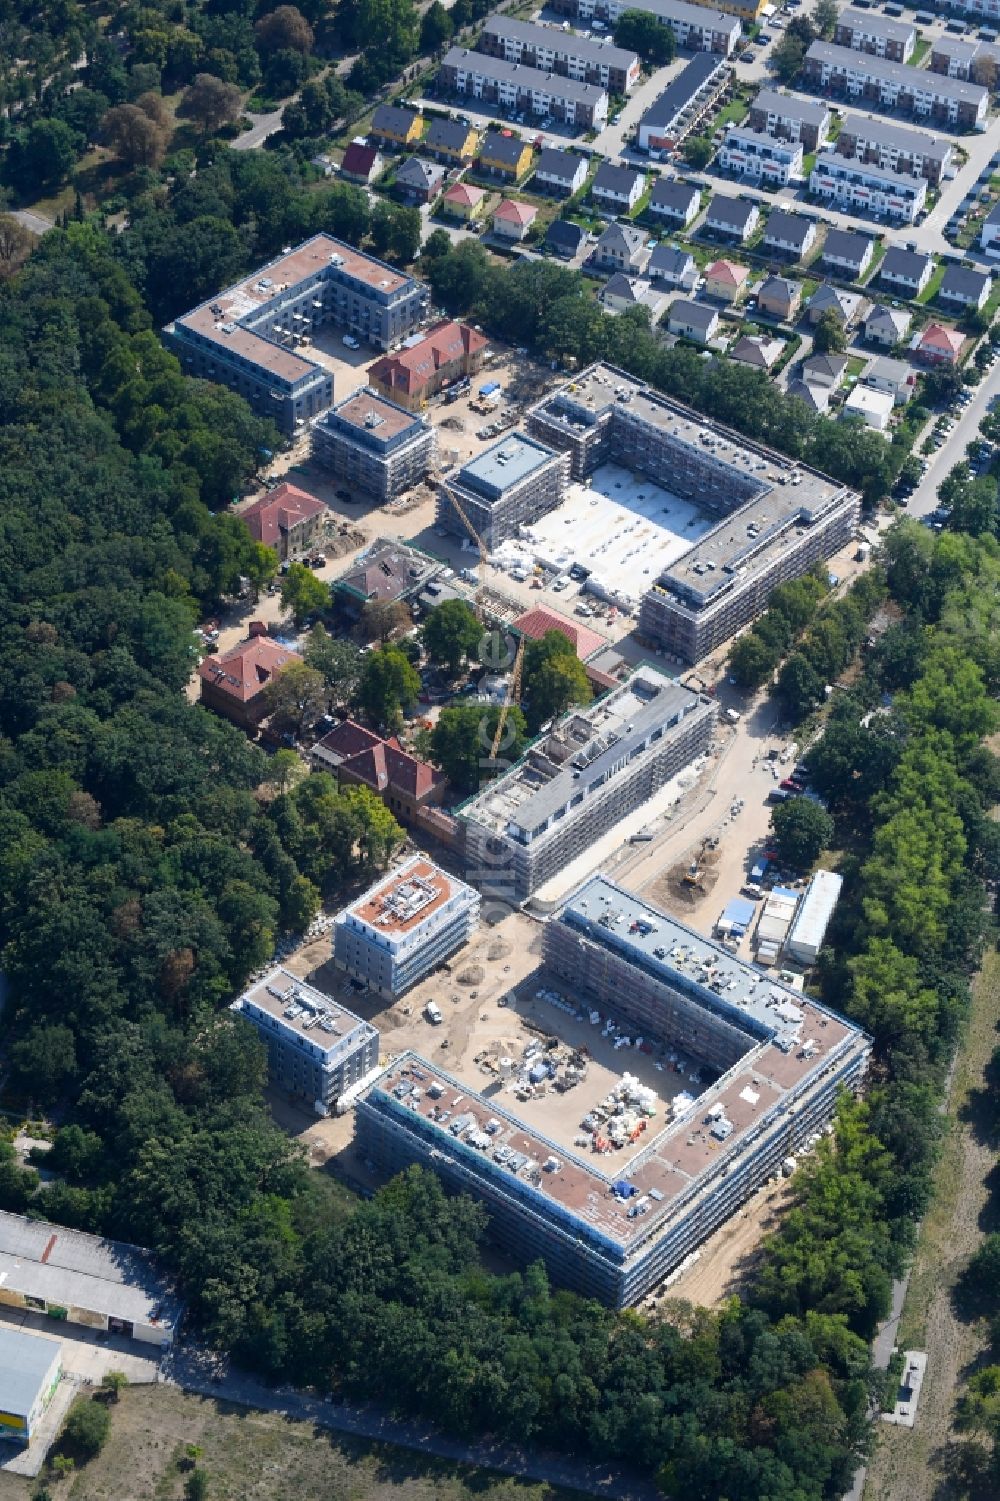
left=367, top=320, right=489, bottom=410
left=704, top=259, right=751, bottom=305
left=311, top=719, right=445, bottom=826
left=199, top=637, right=304, bottom=730
left=441, top=181, right=486, bottom=222
left=513, top=605, right=606, bottom=663
left=917, top=323, right=964, bottom=365
left=492, top=200, right=538, bottom=242
left=239, top=482, right=327, bottom=562
left=341, top=139, right=383, bottom=185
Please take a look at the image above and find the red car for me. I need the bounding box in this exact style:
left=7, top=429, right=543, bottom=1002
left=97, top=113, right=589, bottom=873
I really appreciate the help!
left=779, top=778, right=803, bottom=793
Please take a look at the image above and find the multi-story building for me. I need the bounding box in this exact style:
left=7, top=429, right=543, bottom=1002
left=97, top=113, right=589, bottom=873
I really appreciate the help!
left=334, top=857, right=480, bottom=996
left=982, top=199, right=1000, bottom=256
left=532, top=146, right=589, bottom=197
left=810, top=152, right=927, bottom=224
left=311, top=720, right=445, bottom=828
left=357, top=877, right=870, bottom=1306
left=368, top=321, right=488, bottom=410
left=591, top=161, right=646, bottom=213
left=648, top=178, right=701, bottom=228
left=879, top=246, right=934, bottom=297
left=704, top=194, right=760, bottom=242
left=459, top=669, right=716, bottom=906
left=747, top=88, right=830, bottom=151
left=332, top=537, right=443, bottom=619
left=548, top=0, right=740, bottom=56
left=637, top=53, right=729, bottom=152
left=198, top=637, right=303, bottom=730
left=527, top=363, right=860, bottom=665
left=232, top=967, right=379, bottom=1114
left=821, top=227, right=875, bottom=280
left=238, top=481, right=327, bottom=562
left=802, top=41, right=989, bottom=130
left=833, top=7, right=916, bottom=62
left=836, top=114, right=952, bottom=185
left=438, top=47, right=608, bottom=129
left=311, top=389, right=435, bottom=502
left=163, top=236, right=429, bottom=435
left=479, top=17, right=640, bottom=93
left=762, top=209, right=817, bottom=262
left=718, top=125, right=803, bottom=184
left=437, top=433, right=571, bottom=549
left=930, top=36, right=1000, bottom=87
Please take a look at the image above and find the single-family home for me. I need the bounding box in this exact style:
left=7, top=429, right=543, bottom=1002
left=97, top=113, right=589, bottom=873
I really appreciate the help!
left=441, top=181, right=486, bottom=221
left=647, top=243, right=698, bottom=292
left=592, top=221, right=649, bottom=273
left=865, top=304, right=912, bottom=347
left=787, top=377, right=831, bottom=414
left=395, top=156, right=446, bottom=204
left=667, top=300, right=721, bottom=345
left=370, top=103, right=424, bottom=150
left=938, top=264, right=991, bottom=311
left=478, top=130, right=534, bottom=183
left=546, top=219, right=587, bottom=259
left=879, top=247, right=934, bottom=298
left=917, top=323, right=964, bottom=364
left=807, top=282, right=866, bottom=328
left=982, top=200, right=1000, bottom=256
left=762, top=208, right=818, bottom=262
left=424, top=118, right=480, bottom=165
left=591, top=162, right=645, bottom=215
left=842, top=385, right=895, bottom=431
left=704, top=195, right=760, bottom=244
left=532, top=147, right=588, bottom=197
left=801, top=351, right=849, bottom=388
left=600, top=273, right=669, bottom=321
left=341, top=140, right=383, bottom=185
left=757, top=275, right=802, bottom=323
left=492, top=199, right=537, bottom=241
left=730, top=334, right=785, bottom=370
left=704, top=258, right=751, bottom=304
left=649, top=179, right=701, bottom=230
left=864, top=354, right=916, bottom=404
left=821, top=228, right=874, bottom=281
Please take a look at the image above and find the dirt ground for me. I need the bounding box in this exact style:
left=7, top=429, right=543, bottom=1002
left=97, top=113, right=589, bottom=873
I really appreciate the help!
left=864, top=951, right=1000, bottom=1501
left=660, top=1175, right=796, bottom=1310
left=0, top=1385, right=577, bottom=1501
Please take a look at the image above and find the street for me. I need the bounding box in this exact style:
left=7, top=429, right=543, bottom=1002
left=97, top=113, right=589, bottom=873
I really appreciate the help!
left=907, top=359, right=1000, bottom=515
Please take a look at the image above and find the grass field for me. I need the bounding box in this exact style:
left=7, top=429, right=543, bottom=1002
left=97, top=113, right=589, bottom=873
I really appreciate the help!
left=0, top=1385, right=588, bottom=1501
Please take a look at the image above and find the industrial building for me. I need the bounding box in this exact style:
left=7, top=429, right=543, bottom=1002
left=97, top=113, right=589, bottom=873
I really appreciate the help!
left=785, top=870, right=844, bottom=965
left=0, top=1329, right=61, bottom=1443
left=163, top=235, right=429, bottom=434
left=527, top=364, right=860, bottom=663
left=478, top=17, right=640, bottom=93
left=437, top=433, right=571, bottom=549
left=0, top=1212, right=181, bottom=1346
left=459, top=668, right=716, bottom=906
left=356, top=877, right=870, bottom=1306
left=438, top=47, right=608, bottom=129
left=334, top=857, right=480, bottom=996
left=234, top=969, right=378, bottom=1115
left=311, top=388, right=435, bottom=502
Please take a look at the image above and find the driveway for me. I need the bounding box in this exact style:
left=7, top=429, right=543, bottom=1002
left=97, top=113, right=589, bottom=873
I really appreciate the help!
left=230, top=108, right=285, bottom=151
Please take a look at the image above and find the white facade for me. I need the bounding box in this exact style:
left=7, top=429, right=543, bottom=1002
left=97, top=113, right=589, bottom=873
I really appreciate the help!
left=785, top=870, right=844, bottom=965
left=334, top=857, right=481, bottom=997
left=842, top=385, right=894, bottom=431
left=719, top=127, right=803, bottom=185
left=983, top=202, right=1000, bottom=255
left=556, top=0, right=740, bottom=56
left=810, top=154, right=926, bottom=224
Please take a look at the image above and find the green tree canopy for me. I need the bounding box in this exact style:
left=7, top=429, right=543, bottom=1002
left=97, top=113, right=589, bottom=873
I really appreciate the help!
left=422, top=599, right=482, bottom=675
left=522, top=631, right=591, bottom=732
left=280, top=563, right=329, bottom=627
left=769, top=796, right=834, bottom=869
left=356, top=645, right=420, bottom=728
left=614, top=9, right=678, bottom=64
left=429, top=702, right=528, bottom=793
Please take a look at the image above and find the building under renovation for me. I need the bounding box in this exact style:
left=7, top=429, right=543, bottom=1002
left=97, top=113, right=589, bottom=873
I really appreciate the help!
left=311, top=388, right=436, bottom=502
left=334, top=856, right=480, bottom=996
left=356, top=877, right=870, bottom=1306
left=459, top=667, right=716, bottom=906
left=528, top=364, right=860, bottom=662
left=437, top=433, right=571, bottom=549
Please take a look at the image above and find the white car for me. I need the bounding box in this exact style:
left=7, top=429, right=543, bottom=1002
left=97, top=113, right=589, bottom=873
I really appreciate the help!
left=341, top=334, right=360, bottom=349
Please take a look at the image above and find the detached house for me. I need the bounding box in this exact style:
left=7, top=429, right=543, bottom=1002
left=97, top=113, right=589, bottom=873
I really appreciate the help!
left=762, top=208, right=817, bottom=262
left=879, top=247, right=934, bottom=298
left=592, top=221, right=649, bottom=273
left=591, top=162, right=645, bottom=215
left=341, top=140, right=383, bottom=185
left=757, top=275, right=802, bottom=323
left=370, top=103, right=424, bottom=150
left=199, top=638, right=304, bottom=731
left=649, top=179, right=701, bottom=230
left=395, top=156, right=446, bottom=204
left=478, top=130, right=534, bottom=182
left=441, top=181, right=486, bottom=221
left=807, top=283, right=866, bottom=328
left=938, top=264, right=991, bottom=311
left=239, top=482, right=326, bottom=562
left=917, top=323, right=964, bottom=365
left=667, top=300, right=720, bottom=345
left=532, top=147, right=588, bottom=198
left=546, top=219, right=587, bottom=259
left=865, top=303, right=912, bottom=348
left=704, top=259, right=750, bottom=304
left=425, top=118, right=480, bottom=165
left=704, top=195, right=760, bottom=244
left=311, top=720, right=445, bottom=828
left=864, top=354, right=916, bottom=404
left=802, top=351, right=849, bottom=388
left=492, top=199, right=537, bottom=241
left=821, top=228, right=874, bottom=282
left=647, top=243, right=698, bottom=292
left=730, top=334, right=785, bottom=370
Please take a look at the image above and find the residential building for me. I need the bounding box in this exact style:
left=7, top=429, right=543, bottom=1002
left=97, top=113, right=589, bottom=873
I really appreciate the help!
left=807, top=282, right=866, bottom=327
left=704, top=258, right=750, bottom=303
left=437, top=432, right=571, bottom=549
left=982, top=200, right=1000, bottom=255
left=199, top=637, right=303, bottom=730
left=938, top=264, right=991, bottom=310
left=532, top=146, right=588, bottom=197
left=748, top=88, right=830, bottom=152
left=442, top=181, right=486, bottom=220
left=423, top=117, right=480, bottom=164
left=438, top=47, right=609, bottom=129
left=479, top=17, right=641, bottom=93
left=550, top=0, right=741, bottom=57
left=311, top=720, right=445, bottom=824
left=719, top=126, right=803, bottom=185
left=757, top=274, right=802, bottom=321
left=511, top=603, right=607, bottom=663
left=547, top=218, right=588, bottom=258
left=0, top=1330, right=61, bottom=1444
left=648, top=178, right=701, bottom=229
left=0, top=1212, right=181, bottom=1346
left=762, top=208, right=817, bottom=261
left=787, top=377, right=831, bottom=414
left=311, top=388, right=435, bottom=502
left=493, top=199, right=538, bottom=240
left=357, top=878, right=870, bottom=1305
left=395, top=155, right=446, bottom=203
left=930, top=36, right=1000, bottom=87
left=704, top=194, right=760, bottom=242
left=785, top=870, right=844, bottom=965
left=865, top=303, right=912, bottom=346
left=370, top=103, right=424, bottom=149
left=591, top=162, right=646, bottom=214
left=163, top=235, right=429, bottom=434
left=333, top=538, right=443, bottom=618
left=864, top=354, right=915, bottom=404
left=636, top=53, right=729, bottom=153
left=592, top=220, right=649, bottom=272
left=647, top=243, right=698, bottom=290
left=802, top=351, right=849, bottom=387
left=836, top=115, right=952, bottom=185
left=238, top=481, right=326, bottom=562
left=843, top=384, right=894, bottom=430
left=341, top=139, right=383, bottom=184
left=833, top=8, right=916, bottom=62
left=529, top=364, right=860, bottom=664
left=460, top=670, right=715, bottom=904
left=821, top=227, right=874, bottom=280
left=730, top=333, right=784, bottom=369
left=600, top=273, right=669, bottom=319
left=880, top=246, right=934, bottom=296
left=478, top=129, right=534, bottom=182
left=810, top=153, right=927, bottom=224
left=367, top=320, right=488, bottom=410
left=667, top=299, right=721, bottom=342
left=802, top=41, right=989, bottom=131
left=916, top=322, right=965, bottom=364
left=334, top=856, right=480, bottom=996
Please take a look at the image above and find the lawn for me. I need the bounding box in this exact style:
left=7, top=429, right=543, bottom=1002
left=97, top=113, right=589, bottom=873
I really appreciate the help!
left=916, top=262, right=947, bottom=304
left=909, top=35, right=932, bottom=68
left=801, top=152, right=816, bottom=177
left=845, top=354, right=868, bottom=380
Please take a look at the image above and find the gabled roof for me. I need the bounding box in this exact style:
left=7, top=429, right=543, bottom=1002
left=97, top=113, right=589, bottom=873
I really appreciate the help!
left=396, top=156, right=444, bottom=190
left=763, top=208, right=814, bottom=249
left=593, top=162, right=643, bottom=197
left=867, top=354, right=912, bottom=385
left=648, top=243, right=695, bottom=277
left=342, top=140, right=380, bottom=177
left=650, top=178, right=699, bottom=214
left=368, top=320, right=488, bottom=400
left=535, top=146, right=585, bottom=181
left=880, top=246, right=932, bottom=284
left=426, top=117, right=476, bottom=151
left=199, top=638, right=303, bottom=704
left=939, top=264, right=991, bottom=301
left=920, top=322, right=964, bottom=354
left=240, top=482, right=326, bottom=549
left=669, top=299, right=718, bottom=332
left=443, top=181, right=485, bottom=208
left=481, top=129, right=529, bottom=167
left=372, top=103, right=422, bottom=136
left=546, top=219, right=586, bottom=251
left=706, top=194, right=757, bottom=230
left=822, top=227, right=873, bottom=266
left=513, top=605, right=605, bottom=662
left=706, top=258, right=749, bottom=286
left=494, top=199, right=537, bottom=226
left=751, top=88, right=830, bottom=128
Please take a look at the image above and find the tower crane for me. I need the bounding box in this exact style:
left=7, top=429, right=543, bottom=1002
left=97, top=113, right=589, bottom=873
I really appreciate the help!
left=490, top=633, right=526, bottom=761
left=431, top=471, right=490, bottom=609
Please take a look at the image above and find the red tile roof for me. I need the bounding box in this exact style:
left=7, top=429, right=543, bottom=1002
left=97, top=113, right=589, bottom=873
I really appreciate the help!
left=494, top=199, right=537, bottom=226
left=367, top=320, right=488, bottom=401
left=240, top=483, right=327, bottom=550
left=513, top=605, right=606, bottom=662
left=315, top=720, right=441, bottom=799
left=199, top=638, right=303, bottom=704
left=706, top=259, right=749, bottom=286
left=920, top=323, right=964, bottom=356
left=342, top=141, right=380, bottom=178
left=443, top=182, right=485, bottom=208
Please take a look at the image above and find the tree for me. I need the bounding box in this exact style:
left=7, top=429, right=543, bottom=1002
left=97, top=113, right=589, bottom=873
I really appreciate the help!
left=522, top=631, right=591, bottom=732
left=260, top=661, right=328, bottom=736
left=420, top=0, right=454, bottom=53
left=614, top=10, right=678, bottom=65
left=775, top=651, right=825, bottom=718
left=101, top=105, right=167, bottom=169
left=264, top=748, right=308, bottom=794
left=101, top=1371, right=128, bottom=1403
left=356, top=645, right=420, bottom=728
left=181, top=75, right=244, bottom=135
left=773, top=34, right=807, bottom=84
left=62, top=1398, right=111, bottom=1460
left=813, top=0, right=839, bottom=37
left=280, top=563, right=329, bottom=626
left=357, top=598, right=411, bottom=644
left=422, top=599, right=482, bottom=675
left=812, top=309, right=846, bottom=356
left=8, top=118, right=79, bottom=192
left=304, top=627, right=362, bottom=701
left=682, top=136, right=715, bottom=170
left=255, top=7, right=315, bottom=56
left=728, top=631, right=778, bottom=690
left=9, top=1024, right=77, bottom=1105
left=429, top=703, right=528, bottom=792
left=770, top=796, right=835, bottom=869
left=0, top=214, right=33, bottom=277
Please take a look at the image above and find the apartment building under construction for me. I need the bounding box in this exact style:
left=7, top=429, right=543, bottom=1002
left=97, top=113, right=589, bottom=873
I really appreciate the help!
left=437, top=433, right=571, bottom=549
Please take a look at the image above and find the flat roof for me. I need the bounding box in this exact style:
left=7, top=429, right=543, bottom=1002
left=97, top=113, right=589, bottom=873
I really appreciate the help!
left=325, top=387, right=426, bottom=443
left=724, top=124, right=801, bottom=155
left=806, top=40, right=989, bottom=105
left=442, top=46, right=608, bottom=104
left=484, top=16, right=639, bottom=69
left=455, top=432, right=558, bottom=502
left=236, top=965, right=376, bottom=1059
left=342, top=857, right=474, bottom=936
left=0, top=1328, right=61, bottom=1418
left=839, top=113, right=951, bottom=162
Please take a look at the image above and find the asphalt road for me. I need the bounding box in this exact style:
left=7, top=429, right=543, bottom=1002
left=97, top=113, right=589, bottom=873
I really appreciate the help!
left=230, top=107, right=285, bottom=151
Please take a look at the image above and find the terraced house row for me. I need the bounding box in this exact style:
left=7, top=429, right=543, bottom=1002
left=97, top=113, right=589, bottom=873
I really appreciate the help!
left=802, top=40, right=989, bottom=129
